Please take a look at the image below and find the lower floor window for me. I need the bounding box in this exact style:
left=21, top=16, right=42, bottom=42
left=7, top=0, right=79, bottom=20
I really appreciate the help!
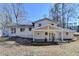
left=29, top=28, right=32, bottom=31
left=45, top=32, right=48, bottom=35
left=11, top=28, right=16, bottom=33
left=20, top=28, right=25, bottom=32
left=66, top=32, right=69, bottom=35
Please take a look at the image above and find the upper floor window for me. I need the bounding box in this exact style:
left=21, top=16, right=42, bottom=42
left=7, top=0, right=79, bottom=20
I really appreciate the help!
left=38, top=24, right=41, bottom=27
left=11, top=28, right=16, bottom=33
left=29, top=28, right=32, bottom=31
left=20, top=28, right=25, bottom=32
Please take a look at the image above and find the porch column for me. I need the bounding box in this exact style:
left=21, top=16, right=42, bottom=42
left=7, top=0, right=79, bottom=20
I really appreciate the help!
left=61, top=31, right=64, bottom=42
left=48, top=25, right=50, bottom=42
left=33, top=31, right=35, bottom=42
left=48, top=30, right=49, bottom=42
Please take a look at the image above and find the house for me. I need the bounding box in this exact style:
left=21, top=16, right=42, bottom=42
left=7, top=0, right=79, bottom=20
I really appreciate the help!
left=6, top=18, right=76, bottom=42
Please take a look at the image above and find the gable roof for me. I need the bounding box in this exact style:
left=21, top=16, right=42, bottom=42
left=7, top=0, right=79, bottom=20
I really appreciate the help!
left=33, top=18, right=52, bottom=23
left=33, top=18, right=60, bottom=25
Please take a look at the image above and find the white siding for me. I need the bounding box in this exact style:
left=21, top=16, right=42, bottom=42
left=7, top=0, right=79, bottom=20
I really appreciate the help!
left=7, top=27, right=33, bottom=38
left=33, top=31, right=75, bottom=42
left=16, top=28, right=32, bottom=38
left=63, top=32, right=74, bottom=39
left=6, top=19, right=75, bottom=42
left=34, top=20, right=53, bottom=28
left=34, top=31, right=48, bottom=39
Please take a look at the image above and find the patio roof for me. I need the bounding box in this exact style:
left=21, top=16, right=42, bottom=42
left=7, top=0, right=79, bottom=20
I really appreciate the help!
left=32, top=24, right=76, bottom=32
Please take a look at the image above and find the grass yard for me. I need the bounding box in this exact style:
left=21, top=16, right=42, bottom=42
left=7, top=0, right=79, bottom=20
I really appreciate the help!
left=0, top=37, right=79, bottom=56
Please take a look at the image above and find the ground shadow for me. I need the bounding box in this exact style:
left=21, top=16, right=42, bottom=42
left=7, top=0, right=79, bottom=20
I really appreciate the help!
left=1, top=37, right=73, bottom=46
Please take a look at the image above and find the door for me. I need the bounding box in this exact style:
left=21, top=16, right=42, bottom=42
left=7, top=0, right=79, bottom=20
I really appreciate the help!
left=49, top=33, right=55, bottom=42
left=52, top=33, right=55, bottom=42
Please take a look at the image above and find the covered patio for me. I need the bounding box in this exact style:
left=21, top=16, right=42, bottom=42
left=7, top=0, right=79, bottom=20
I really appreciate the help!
left=32, top=25, right=64, bottom=42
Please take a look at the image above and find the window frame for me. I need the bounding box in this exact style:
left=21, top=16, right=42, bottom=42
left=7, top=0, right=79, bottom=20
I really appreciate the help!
left=11, top=28, right=16, bottom=34
left=66, top=32, right=69, bottom=35
left=20, top=28, right=25, bottom=32
left=45, top=32, right=48, bottom=35
left=29, top=28, right=32, bottom=31
left=38, top=24, right=41, bottom=27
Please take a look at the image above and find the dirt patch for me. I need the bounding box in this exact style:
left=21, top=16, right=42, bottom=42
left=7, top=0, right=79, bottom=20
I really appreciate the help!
left=0, top=37, right=79, bottom=56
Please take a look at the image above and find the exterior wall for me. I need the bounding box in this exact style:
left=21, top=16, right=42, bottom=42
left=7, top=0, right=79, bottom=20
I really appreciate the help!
left=0, top=30, right=2, bottom=37
left=53, top=32, right=74, bottom=39
left=34, top=20, right=53, bottom=28
left=16, top=28, right=32, bottom=38
left=33, top=31, right=75, bottom=42
left=34, top=31, right=48, bottom=39
left=63, top=32, right=74, bottom=39
left=33, top=31, right=62, bottom=42
left=7, top=27, right=33, bottom=38
left=33, top=31, right=49, bottom=42
left=54, top=32, right=61, bottom=39
left=7, top=27, right=75, bottom=42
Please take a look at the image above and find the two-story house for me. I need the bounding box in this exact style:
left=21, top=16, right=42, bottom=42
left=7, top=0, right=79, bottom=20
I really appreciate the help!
left=6, top=18, right=76, bottom=42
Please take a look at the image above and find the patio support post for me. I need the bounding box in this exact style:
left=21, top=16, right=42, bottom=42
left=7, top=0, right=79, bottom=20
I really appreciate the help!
left=61, top=30, right=64, bottom=42
left=48, top=25, right=50, bottom=42
left=33, top=31, right=35, bottom=42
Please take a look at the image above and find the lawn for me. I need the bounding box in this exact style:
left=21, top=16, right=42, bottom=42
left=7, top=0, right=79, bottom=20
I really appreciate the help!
left=0, top=37, right=79, bottom=56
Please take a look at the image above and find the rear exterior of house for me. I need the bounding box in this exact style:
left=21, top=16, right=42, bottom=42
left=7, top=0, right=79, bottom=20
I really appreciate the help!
left=7, top=25, right=33, bottom=38
left=32, top=24, right=75, bottom=42
left=32, top=18, right=76, bottom=42
left=6, top=18, right=76, bottom=42
left=7, top=18, right=54, bottom=38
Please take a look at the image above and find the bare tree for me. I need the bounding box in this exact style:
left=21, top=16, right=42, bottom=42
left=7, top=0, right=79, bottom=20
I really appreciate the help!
left=49, top=3, right=78, bottom=29
left=0, top=4, right=12, bottom=29
left=11, top=3, right=27, bottom=24
left=49, top=3, right=61, bottom=22
left=62, top=4, right=78, bottom=28
left=0, top=3, right=27, bottom=35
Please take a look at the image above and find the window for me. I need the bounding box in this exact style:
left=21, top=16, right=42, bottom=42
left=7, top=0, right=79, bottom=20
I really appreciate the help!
left=38, top=24, right=41, bottom=27
left=45, top=32, right=48, bottom=35
left=29, top=28, right=32, bottom=31
left=20, top=28, right=25, bottom=32
left=11, top=28, right=16, bottom=33
left=66, top=32, right=68, bottom=35
left=37, top=33, right=39, bottom=35
left=51, top=24, right=54, bottom=25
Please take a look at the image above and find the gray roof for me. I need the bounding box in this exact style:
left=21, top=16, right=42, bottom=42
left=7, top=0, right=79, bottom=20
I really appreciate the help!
left=33, top=18, right=60, bottom=25
left=7, top=24, right=32, bottom=28
left=33, top=18, right=52, bottom=23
